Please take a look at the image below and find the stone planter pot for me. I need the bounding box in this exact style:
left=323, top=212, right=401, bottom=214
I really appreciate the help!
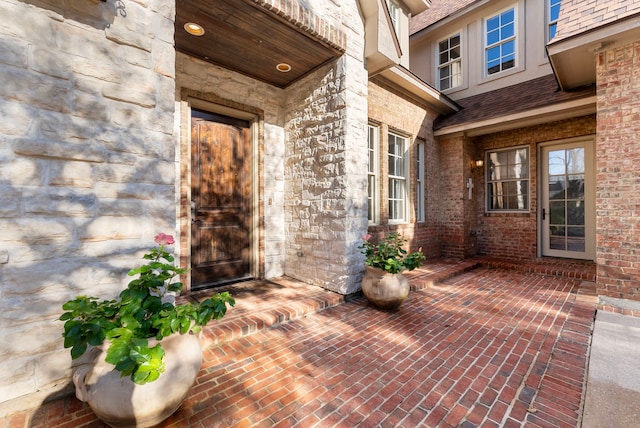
left=361, top=265, right=410, bottom=310
left=72, top=333, right=202, bottom=428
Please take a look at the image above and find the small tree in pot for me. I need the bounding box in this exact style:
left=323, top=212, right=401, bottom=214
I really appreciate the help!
left=359, top=232, right=425, bottom=309
left=60, top=233, right=235, bottom=427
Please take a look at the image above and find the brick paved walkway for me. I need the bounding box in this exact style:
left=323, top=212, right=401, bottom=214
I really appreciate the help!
left=1, top=261, right=597, bottom=428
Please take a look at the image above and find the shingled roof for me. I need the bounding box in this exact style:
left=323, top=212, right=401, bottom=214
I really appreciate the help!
left=409, top=0, right=480, bottom=35
left=434, top=74, right=595, bottom=130
left=552, top=0, right=640, bottom=43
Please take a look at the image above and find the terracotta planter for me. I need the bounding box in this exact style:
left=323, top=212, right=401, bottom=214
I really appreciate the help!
left=72, top=333, right=202, bottom=428
left=361, top=265, right=410, bottom=310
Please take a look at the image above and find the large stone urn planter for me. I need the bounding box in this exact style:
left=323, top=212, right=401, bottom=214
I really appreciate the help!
left=72, top=333, right=202, bottom=428
left=361, top=265, right=410, bottom=310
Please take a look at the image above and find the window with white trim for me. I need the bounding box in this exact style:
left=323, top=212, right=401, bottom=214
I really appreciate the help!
left=438, top=33, right=462, bottom=90
left=485, top=7, right=516, bottom=75
left=547, top=0, right=561, bottom=41
left=486, top=146, right=529, bottom=211
left=367, top=124, right=379, bottom=224
left=415, top=141, right=425, bottom=222
left=388, top=132, right=408, bottom=222
left=387, top=0, right=401, bottom=36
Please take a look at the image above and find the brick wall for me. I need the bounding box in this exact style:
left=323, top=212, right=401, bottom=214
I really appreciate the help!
left=595, top=41, right=640, bottom=300
left=367, top=79, right=440, bottom=258
left=473, top=116, right=596, bottom=260
left=0, top=0, right=176, bottom=406
left=438, top=135, right=467, bottom=258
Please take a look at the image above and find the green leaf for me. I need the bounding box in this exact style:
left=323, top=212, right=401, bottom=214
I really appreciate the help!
left=105, top=341, right=130, bottom=365
left=70, top=343, right=87, bottom=360
left=115, top=358, right=136, bottom=376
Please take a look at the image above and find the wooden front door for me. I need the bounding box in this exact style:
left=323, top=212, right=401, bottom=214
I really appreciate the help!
left=191, top=109, right=252, bottom=288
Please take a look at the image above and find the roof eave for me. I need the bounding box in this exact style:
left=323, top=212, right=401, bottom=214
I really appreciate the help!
left=378, top=65, right=460, bottom=114
left=434, top=96, right=596, bottom=138
left=548, top=17, right=640, bottom=90
left=404, top=0, right=430, bottom=16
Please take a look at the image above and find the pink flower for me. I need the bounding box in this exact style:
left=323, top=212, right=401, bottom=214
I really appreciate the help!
left=154, top=233, right=174, bottom=246
left=363, top=233, right=372, bottom=241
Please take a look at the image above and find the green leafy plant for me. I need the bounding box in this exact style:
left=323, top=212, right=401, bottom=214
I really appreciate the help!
left=359, top=232, right=425, bottom=274
left=60, top=233, right=235, bottom=385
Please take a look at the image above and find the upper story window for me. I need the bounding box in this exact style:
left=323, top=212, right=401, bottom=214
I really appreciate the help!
left=367, top=124, right=380, bottom=224
left=548, top=0, right=561, bottom=41
left=388, top=132, right=409, bottom=222
left=485, top=7, right=516, bottom=75
left=387, top=0, right=401, bottom=36
left=486, top=146, right=529, bottom=212
left=438, top=33, right=462, bottom=90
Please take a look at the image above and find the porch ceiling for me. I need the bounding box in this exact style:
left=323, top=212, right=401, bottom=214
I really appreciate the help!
left=175, top=0, right=345, bottom=88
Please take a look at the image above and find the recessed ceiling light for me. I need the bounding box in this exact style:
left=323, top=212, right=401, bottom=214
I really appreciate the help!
left=276, top=63, right=291, bottom=72
left=184, top=23, right=205, bottom=36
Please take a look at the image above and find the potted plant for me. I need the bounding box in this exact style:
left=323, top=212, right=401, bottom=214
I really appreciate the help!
left=60, top=233, right=235, bottom=428
left=359, top=232, right=425, bottom=309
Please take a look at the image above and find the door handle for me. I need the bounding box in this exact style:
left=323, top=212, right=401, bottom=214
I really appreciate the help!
left=542, top=208, right=546, bottom=220
left=190, top=201, right=200, bottom=223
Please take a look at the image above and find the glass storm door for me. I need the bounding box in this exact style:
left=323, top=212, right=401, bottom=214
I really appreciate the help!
left=540, top=138, right=595, bottom=260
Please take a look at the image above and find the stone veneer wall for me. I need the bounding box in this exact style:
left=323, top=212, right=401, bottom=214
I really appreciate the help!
left=176, top=1, right=367, bottom=296
left=595, top=42, right=640, bottom=300
left=474, top=116, right=596, bottom=260
left=283, top=60, right=369, bottom=294
left=0, top=0, right=176, bottom=408
left=366, top=79, right=440, bottom=257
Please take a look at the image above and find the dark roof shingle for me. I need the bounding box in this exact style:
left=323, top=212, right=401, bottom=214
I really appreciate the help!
left=410, top=0, right=480, bottom=35
left=552, top=0, right=640, bottom=43
left=435, top=74, right=595, bottom=130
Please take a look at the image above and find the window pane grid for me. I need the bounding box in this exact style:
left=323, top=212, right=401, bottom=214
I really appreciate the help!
left=387, top=0, right=400, bottom=35
left=416, top=142, right=425, bottom=222
left=367, top=125, right=379, bottom=223
left=487, top=147, right=529, bottom=211
left=548, top=0, right=561, bottom=40
left=388, top=133, right=407, bottom=221
left=438, top=34, right=462, bottom=90
left=485, top=8, right=516, bottom=75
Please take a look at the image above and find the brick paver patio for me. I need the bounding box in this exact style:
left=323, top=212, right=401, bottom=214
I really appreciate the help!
left=1, top=261, right=597, bottom=427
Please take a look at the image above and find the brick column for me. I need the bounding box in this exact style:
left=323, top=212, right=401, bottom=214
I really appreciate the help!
left=595, top=42, right=640, bottom=301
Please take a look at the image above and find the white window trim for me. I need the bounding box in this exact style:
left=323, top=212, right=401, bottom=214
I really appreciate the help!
left=387, top=0, right=401, bottom=37
left=367, top=124, right=380, bottom=225
left=388, top=131, right=410, bottom=223
left=416, top=141, right=425, bottom=223
left=546, top=0, right=561, bottom=42
left=485, top=145, right=531, bottom=213
left=437, top=31, right=463, bottom=92
left=479, top=3, right=525, bottom=84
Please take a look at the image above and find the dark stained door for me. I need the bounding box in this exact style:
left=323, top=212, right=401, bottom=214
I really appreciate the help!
left=191, top=109, right=251, bottom=288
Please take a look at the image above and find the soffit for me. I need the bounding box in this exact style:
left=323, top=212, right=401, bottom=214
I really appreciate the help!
left=175, top=0, right=345, bottom=88
left=547, top=10, right=640, bottom=90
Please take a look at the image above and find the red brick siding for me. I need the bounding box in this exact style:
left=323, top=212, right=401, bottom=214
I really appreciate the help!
left=596, top=42, right=640, bottom=301
left=473, top=115, right=596, bottom=260
left=367, top=79, right=440, bottom=257
left=438, top=135, right=467, bottom=258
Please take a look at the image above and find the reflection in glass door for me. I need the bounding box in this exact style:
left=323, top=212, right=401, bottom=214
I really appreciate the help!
left=541, top=138, right=594, bottom=259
